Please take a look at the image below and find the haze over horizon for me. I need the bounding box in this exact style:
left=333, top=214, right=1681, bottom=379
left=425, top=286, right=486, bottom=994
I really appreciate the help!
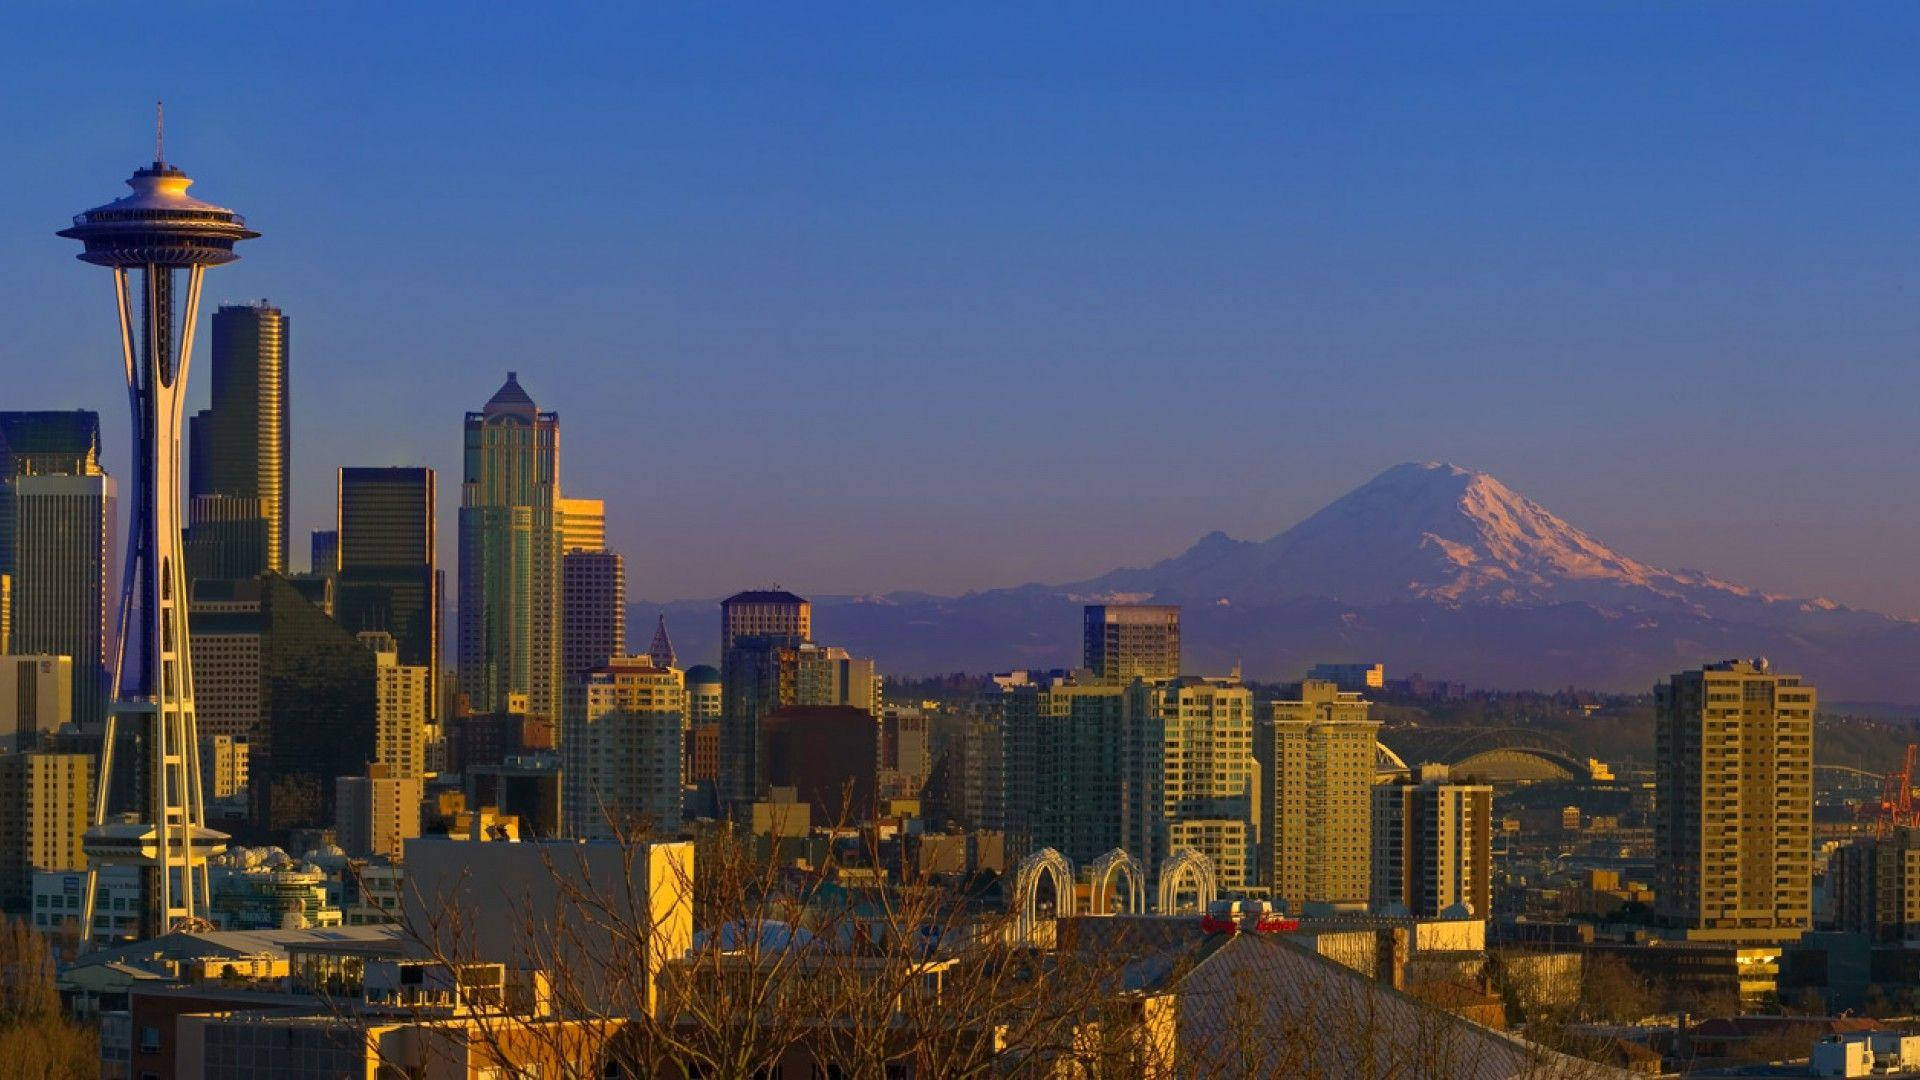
left=9, top=5, right=1920, bottom=614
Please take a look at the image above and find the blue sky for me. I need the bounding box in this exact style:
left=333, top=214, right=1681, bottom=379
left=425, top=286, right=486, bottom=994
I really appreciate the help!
left=6, top=4, right=1920, bottom=610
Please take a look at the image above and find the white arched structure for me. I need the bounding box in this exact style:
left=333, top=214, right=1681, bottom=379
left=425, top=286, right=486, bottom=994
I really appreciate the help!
left=1156, top=848, right=1218, bottom=914
left=1012, top=848, right=1075, bottom=942
left=1087, top=848, right=1145, bottom=915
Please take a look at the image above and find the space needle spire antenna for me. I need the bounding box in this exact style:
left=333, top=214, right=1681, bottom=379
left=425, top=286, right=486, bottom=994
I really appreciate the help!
left=154, top=100, right=163, bottom=163
left=58, top=112, right=258, bottom=939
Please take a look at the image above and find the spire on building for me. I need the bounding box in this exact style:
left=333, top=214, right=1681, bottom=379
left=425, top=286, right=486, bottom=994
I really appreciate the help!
left=648, top=613, right=676, bottom=670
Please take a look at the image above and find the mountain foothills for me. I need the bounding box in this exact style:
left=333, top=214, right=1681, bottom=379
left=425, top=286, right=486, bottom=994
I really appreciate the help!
left=643, top=462, right=1920, bottom=702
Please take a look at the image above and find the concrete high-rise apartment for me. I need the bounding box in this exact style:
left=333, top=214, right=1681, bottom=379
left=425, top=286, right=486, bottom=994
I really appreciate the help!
left=1371, top=764, right=1492, bottom=918
left=335, top=764, right=423, bottom=860
left=556, top=496, right=605, bottom=554
left=796, top=643, right=879, bottom=716
left=1830, top=828, right=1920, bottom=943
left=0, top=752, right=93, bottom=910
left=0, top=412, right=113, bottom=727
left=720, top=590, right=810, bottom=652
left=1083, top=604, right=1181, bottom=681
left=565, top=658, right=686, bottom=839
left=1123, top=676, right=1255, bottom=893
left=1000, top=674, right=1128, bottom=866
left=0, top=655, right=73, bottom=754
left=1256, top=680, right=1379, bottom=913
left=459, top=374, right=562, bottom=719
left=336, top=467, right=438, bottom=722
left=360, top=631, right=432, bottom=780
left=562, top=550, right=625, bottom=691
left=188, top=301, right=290, bottom=574
left=1655, top=658, right=1814, bottom=944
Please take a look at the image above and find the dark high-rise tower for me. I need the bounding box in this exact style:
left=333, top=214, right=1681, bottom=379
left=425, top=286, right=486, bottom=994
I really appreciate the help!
left=459, top=373, right=562, bottom=718
left=0, top=412, right=114, bottom=726
left=187, top=301, right=289, bottom=576
left=59, top=118, right=257, bottom=935
left=336, top=467, right=439, bottom=722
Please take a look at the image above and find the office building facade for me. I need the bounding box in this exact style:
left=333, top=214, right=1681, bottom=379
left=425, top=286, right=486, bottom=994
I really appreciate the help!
left=0, top=654, right=72, bottom=754
left=1655, top=658, right=1814, bottom=943
left=1000, top=674, right=1128, bottom=866
left=1083, top=604, right=1180, bottom=681
left=336, top=467, right=438, bottom=723
left=189, top=301, right=290, bottom=574
left=458, top=374, right=563, bottom=719
left=0, top=752, right=93, bottom=910
left=720, top=590, right=810, bottom=652
left=0, top=412, right=112, bottom=727
left=562, top=550, right=625, bottom=692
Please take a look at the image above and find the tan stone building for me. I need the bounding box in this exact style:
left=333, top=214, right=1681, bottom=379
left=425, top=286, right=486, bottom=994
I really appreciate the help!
left=1654, top=658, right=1813, bottom=943
left=1257, top=680, right=1378, bottom=912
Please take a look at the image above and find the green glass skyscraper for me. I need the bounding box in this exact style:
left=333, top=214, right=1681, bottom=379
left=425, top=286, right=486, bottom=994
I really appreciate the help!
left=459, top=374, right=562, bottom=718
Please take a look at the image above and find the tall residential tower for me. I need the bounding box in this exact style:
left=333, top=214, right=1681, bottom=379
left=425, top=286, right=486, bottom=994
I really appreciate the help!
left=1655, top=658, right=1814, bottom=943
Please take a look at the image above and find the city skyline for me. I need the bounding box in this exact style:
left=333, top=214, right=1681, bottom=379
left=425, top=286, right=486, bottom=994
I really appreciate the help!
left=9, top=7, right=1920, bottom=615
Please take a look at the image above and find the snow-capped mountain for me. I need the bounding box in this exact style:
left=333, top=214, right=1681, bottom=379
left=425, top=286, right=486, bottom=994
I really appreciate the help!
left=1067, top=461, right=1788, bottom=615
left=639, top=462, right=1920, bottom=701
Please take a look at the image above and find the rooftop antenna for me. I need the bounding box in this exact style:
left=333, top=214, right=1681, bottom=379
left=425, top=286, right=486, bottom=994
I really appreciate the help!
left=154, top=100, right=164, bottom=163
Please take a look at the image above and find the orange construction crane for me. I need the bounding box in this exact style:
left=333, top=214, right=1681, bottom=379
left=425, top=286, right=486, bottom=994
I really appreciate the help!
left=1873, top=743, right=1920, bottom=837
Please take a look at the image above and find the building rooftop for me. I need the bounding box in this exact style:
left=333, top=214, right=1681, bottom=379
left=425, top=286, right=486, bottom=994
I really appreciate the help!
left=480, top=371, right=538, bottom=418
left=723, top=589, right=809, bottom=605
left=684, top=664, right=721, bottom=685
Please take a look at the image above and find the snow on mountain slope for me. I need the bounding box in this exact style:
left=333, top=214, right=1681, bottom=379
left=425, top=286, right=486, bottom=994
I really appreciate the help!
left=1071, top=461, right=1805, bottom=615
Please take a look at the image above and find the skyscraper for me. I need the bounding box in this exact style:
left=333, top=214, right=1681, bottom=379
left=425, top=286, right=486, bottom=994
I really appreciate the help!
left=60, top=134, right=256, bottom=933
left=556, top=496, right=605, bottom=554
left=1655, top=658, right=1814, bottom=943
left=720, top=633, right=802, bottom=803
left=188, top=301, right=290, bottom=574
left=1083, top=604, right=1181, bottom=681
left=720, top=590, right=810, bottom=652
left=0, top=655, right=73, bottom=754
left=1371, top=764, right=1492, bottom=918
left=1257, top=680, right=1379, bottom=913
left=336, top=467, right=438, bottom=722
left=459, top=374, right=562, bottom=719
left=562, top=551, right=625, bottom=692
left=0, top=412, right=114, bottom=727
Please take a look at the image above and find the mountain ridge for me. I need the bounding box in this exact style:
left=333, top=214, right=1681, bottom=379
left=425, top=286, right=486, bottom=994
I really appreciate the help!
left=634, top=462, right=1920, bottom=702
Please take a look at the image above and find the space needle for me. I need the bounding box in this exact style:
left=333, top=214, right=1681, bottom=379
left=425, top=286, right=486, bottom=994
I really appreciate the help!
left=58, top=108, right=257, bottom=937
